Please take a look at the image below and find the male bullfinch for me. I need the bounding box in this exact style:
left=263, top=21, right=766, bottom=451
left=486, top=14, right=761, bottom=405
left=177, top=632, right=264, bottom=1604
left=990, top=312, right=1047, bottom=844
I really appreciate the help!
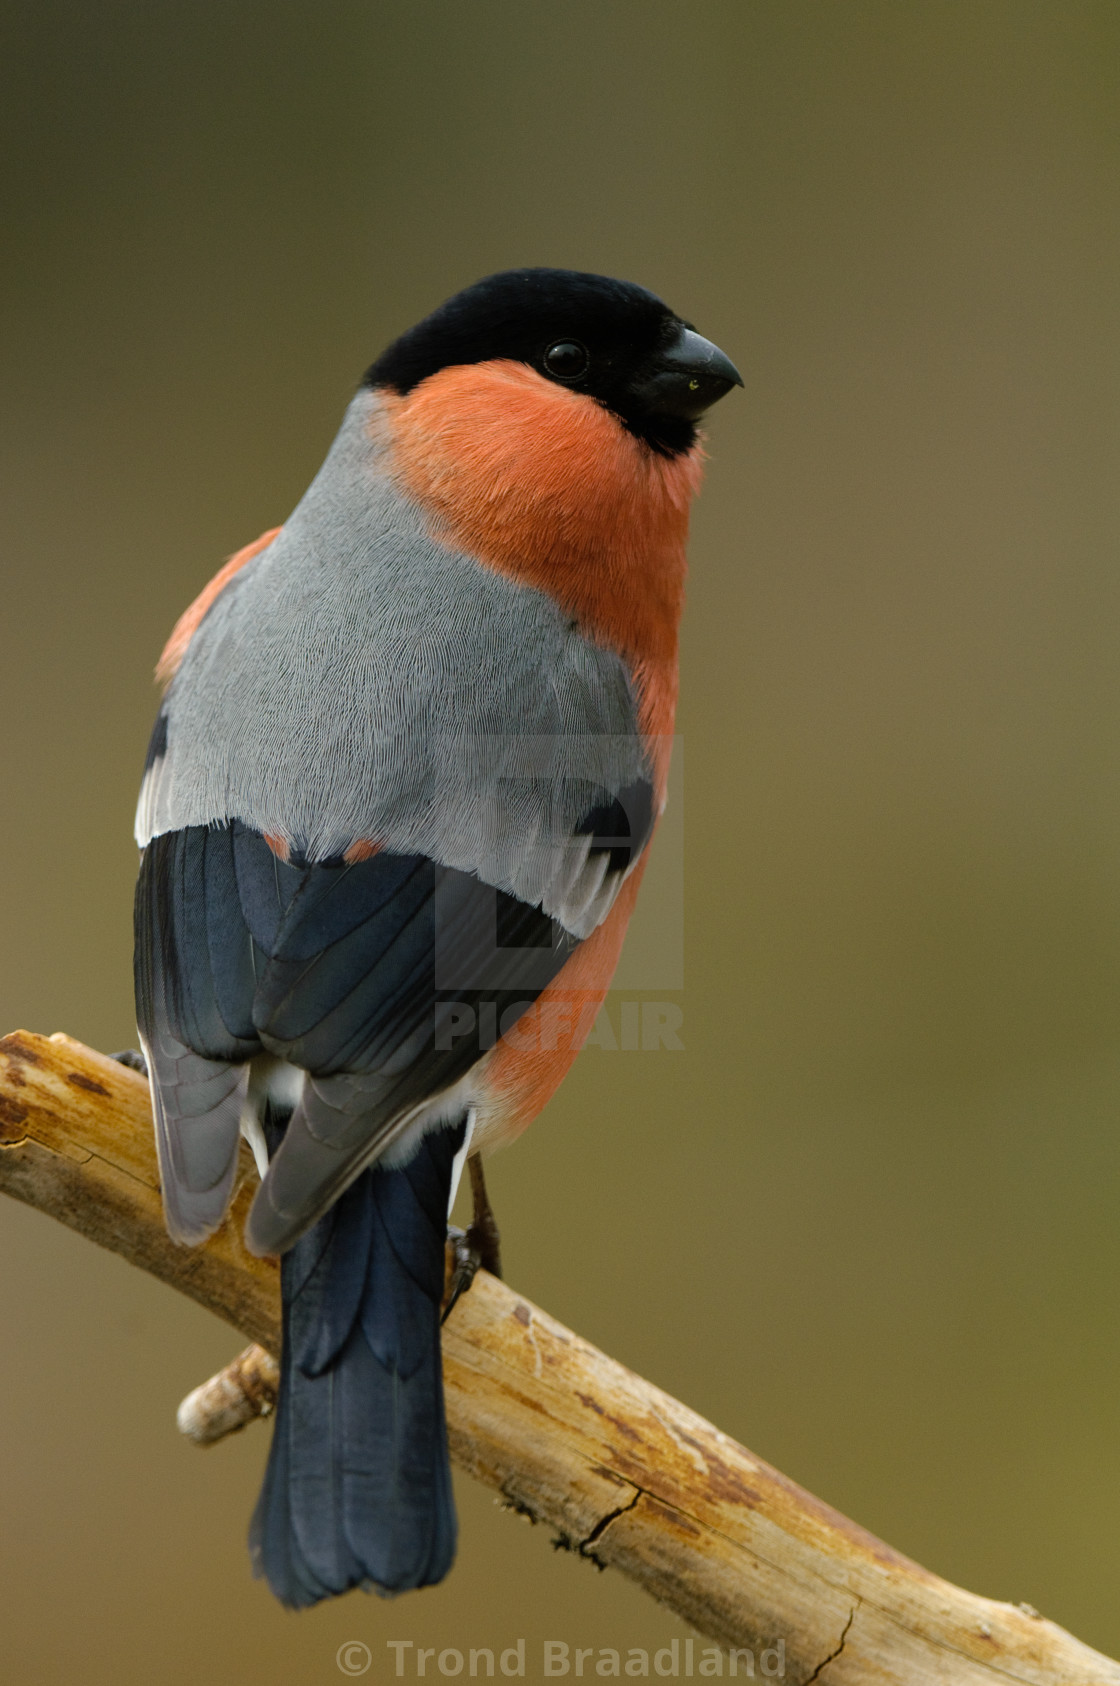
left=132, top=268, right=740, bottom=1606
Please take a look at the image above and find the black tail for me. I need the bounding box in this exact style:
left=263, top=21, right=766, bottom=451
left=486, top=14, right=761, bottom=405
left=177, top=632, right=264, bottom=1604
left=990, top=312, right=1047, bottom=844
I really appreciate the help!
left=249, top=1121, right=463, bottom=1607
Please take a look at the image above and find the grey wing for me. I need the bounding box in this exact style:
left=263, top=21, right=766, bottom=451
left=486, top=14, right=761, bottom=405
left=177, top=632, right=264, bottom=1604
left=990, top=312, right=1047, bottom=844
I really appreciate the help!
left=134, top=823, right=258, bottom=1242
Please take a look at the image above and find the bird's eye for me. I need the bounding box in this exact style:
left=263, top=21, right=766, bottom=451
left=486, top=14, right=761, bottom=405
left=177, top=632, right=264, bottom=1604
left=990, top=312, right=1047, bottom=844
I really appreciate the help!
left=543, top=340, right=590, bottom=380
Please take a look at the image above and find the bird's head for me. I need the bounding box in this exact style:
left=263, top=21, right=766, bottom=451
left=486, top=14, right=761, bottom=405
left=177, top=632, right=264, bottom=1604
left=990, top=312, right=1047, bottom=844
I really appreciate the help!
left=366, top=267, right=741, bottom=457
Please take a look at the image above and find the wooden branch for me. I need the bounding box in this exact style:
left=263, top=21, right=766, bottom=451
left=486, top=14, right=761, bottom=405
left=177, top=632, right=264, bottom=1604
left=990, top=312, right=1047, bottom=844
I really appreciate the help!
left=177, top=1341, right=279, bottom=1444
left=2, top=1031, right=1117, bottom=1684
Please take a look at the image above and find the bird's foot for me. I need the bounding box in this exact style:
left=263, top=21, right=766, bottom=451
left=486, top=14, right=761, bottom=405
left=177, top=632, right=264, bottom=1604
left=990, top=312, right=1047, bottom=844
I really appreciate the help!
left=465, top=1152, right=502, bottom=1278
left=111, top=1049, right=149, bottom=1078
left=442, top=1154, right=502, bottom=1323
left=443, top=1225, right=480, bottom=1323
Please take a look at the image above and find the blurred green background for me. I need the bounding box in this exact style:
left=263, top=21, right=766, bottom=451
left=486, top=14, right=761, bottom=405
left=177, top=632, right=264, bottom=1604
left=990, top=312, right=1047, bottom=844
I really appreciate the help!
left=3, top=1, right=1120, bottom=1678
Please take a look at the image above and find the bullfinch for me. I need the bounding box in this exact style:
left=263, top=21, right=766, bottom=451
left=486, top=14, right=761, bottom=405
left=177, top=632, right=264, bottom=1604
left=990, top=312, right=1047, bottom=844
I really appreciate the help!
left=132, top=268, right=740, bottom=1606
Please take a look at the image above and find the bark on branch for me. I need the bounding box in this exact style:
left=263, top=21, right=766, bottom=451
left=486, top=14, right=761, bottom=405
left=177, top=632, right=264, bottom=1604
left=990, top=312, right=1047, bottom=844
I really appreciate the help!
left=1, top=1028, right=1117, bottom=1685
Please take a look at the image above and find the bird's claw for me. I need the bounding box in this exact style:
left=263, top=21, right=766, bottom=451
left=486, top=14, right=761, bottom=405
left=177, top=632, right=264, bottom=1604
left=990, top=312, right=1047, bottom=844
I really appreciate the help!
left=442, top=1155, right=503, bottom=1323
left=442, top=1225, right=480, bottom=1324
left=111, top=1049, right=149, bottom=1078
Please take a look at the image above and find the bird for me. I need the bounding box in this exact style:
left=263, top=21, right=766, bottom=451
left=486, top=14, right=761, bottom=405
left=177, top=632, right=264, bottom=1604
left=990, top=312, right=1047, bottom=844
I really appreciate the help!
left=131, top=267, right=740, bottom=1607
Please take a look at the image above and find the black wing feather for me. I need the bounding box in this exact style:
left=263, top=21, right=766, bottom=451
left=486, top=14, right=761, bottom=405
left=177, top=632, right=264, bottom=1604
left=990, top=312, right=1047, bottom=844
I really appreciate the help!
left=135, top=822, right=575, bottom=1249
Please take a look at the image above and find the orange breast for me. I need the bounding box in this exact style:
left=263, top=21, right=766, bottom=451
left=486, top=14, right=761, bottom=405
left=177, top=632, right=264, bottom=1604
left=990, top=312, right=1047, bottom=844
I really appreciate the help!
left=479, top=859, right=649, bottom=1146
left=381, top=362, right=700, bottom=1141
left=380, top=361, right=702, bottom=791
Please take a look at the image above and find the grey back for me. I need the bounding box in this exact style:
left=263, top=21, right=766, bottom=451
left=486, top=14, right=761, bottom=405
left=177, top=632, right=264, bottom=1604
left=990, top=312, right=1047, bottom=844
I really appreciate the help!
left=137, top=390, right=651, bottom=938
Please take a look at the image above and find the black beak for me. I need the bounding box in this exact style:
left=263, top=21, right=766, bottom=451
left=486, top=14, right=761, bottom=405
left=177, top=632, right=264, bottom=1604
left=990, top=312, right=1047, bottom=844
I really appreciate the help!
left=632, top=325, right=743, bottom=420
